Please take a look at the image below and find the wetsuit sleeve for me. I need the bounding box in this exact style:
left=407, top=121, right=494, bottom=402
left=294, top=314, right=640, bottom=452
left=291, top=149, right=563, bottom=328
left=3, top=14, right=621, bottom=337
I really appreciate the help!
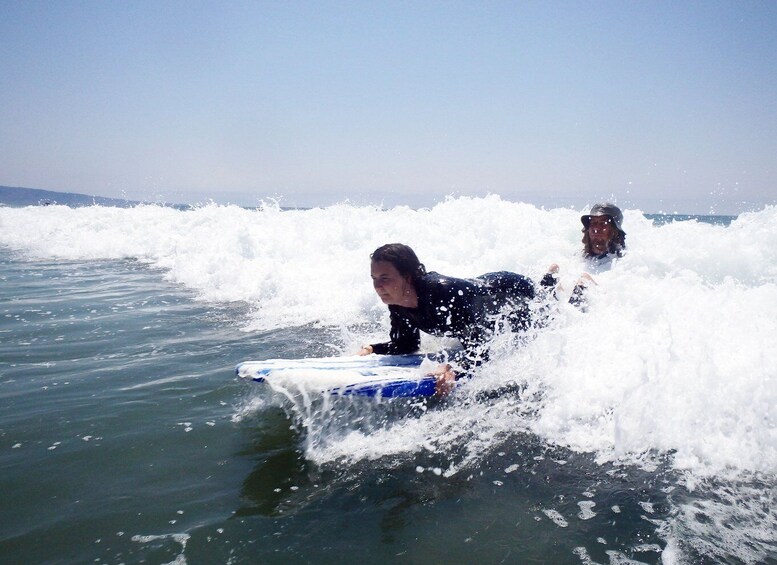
left=569, top=284, right=588, bottom=310
left=536, top=270, right=588, bottom=311
left=369, top=308, right=421, bottom=355
left=540, top=272, right=558, bottom=289
left=533, top=271, right=559, bottom=324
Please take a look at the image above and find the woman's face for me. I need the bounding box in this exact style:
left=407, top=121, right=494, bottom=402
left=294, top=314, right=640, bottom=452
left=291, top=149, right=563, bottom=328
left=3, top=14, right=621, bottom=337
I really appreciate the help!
left=370, top=260, right=414, bottom=306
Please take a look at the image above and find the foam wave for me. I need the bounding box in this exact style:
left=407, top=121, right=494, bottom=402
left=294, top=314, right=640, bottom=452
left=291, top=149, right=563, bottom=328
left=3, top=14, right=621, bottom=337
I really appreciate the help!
left=2, top=198, right=776, bottom=479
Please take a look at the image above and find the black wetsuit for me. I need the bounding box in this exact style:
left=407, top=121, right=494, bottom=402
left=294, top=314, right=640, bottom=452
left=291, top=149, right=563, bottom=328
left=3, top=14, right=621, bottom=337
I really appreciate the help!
left=543, top=253, right=620, bottom=309
left=369, top=271, right=537, bottom=367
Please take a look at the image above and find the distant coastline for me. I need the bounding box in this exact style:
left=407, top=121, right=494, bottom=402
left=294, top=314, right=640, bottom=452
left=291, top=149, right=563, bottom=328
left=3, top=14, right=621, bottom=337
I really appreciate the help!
left=0, top=185, right=738, bottom=225
left=0, top=185, right=145, bottom=208
left=0, top=185, right=194, bottom=210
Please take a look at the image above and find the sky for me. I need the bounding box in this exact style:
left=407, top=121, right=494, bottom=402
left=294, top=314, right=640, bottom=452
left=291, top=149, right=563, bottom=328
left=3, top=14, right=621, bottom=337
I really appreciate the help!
left=1, top=1, right=776, bottom=214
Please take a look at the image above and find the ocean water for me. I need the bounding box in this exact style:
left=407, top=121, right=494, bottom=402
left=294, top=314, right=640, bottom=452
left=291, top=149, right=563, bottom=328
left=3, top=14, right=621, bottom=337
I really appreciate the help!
left=0, top=196, right=775, bottom=565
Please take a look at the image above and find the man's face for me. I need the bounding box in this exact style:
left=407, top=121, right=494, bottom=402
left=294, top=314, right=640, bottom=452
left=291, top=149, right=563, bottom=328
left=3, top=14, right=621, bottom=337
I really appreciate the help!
left=587, top=216, right=617, bottom=255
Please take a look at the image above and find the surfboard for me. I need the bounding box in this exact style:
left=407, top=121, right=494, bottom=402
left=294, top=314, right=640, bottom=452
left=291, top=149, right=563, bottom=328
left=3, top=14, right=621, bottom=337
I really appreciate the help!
left=235, top=352, right=448, bottom=398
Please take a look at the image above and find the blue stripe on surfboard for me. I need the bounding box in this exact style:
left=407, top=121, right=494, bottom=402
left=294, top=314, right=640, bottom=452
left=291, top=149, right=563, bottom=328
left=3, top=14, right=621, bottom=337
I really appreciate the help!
left=331, top=376, right=437, bottom=398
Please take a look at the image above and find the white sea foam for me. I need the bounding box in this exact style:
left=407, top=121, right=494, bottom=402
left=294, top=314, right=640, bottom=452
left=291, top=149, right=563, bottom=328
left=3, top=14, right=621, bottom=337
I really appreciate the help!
left=542, top=508, right=569, bottom=528
left=1, top=198, right=776, bottom=482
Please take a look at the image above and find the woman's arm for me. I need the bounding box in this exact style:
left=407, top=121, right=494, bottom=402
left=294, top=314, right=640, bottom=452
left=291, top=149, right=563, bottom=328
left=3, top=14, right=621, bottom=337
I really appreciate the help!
left=364, top=308, right=420, bottom=355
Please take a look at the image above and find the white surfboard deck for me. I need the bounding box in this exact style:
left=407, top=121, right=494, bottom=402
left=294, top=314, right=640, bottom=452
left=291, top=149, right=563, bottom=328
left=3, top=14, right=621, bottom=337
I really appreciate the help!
left=235, top=353, right=449, bottom=398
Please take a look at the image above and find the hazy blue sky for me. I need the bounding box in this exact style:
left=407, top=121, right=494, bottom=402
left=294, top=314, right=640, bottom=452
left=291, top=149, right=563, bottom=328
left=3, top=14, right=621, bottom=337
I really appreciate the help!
left=2, top=1, right=776, bottom=213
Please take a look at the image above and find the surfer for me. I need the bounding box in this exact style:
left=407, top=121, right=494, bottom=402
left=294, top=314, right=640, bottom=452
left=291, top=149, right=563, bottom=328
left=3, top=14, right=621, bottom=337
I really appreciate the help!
left=581, top=202, right=626, bottom=259
left=544, top=202, right=626, bottom=305
left=358, top=243, right=548, bottom=395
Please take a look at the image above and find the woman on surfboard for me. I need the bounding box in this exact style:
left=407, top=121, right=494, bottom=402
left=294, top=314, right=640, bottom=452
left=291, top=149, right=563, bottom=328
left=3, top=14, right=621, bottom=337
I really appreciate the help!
left=358, top=243, right=549, bottom=395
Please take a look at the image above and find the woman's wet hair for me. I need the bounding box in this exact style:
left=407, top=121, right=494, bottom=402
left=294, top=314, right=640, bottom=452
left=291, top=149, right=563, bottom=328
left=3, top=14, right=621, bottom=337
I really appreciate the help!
left=370, top=243, right=426, bottom=282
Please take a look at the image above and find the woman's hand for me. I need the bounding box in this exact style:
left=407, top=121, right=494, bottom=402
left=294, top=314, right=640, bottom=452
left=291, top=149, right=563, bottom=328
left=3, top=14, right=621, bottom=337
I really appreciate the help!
left=357, top=345, right=374, bottom=356
left=431, top=363, right=457, bottom=397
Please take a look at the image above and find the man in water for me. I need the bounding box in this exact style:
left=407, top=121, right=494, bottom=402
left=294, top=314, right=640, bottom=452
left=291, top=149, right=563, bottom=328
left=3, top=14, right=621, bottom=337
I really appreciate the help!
left=581, top=203, right=626, bottom=259
left=544, top=202, right=626, bottom=305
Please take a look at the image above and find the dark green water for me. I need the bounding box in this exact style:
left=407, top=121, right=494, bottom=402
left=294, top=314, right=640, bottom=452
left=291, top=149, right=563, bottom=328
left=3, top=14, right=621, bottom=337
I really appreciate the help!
left=0, top=247, right=772, bottom=564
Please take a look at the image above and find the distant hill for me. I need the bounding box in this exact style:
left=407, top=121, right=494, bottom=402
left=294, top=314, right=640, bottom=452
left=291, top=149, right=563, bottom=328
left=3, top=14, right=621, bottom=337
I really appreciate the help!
left=0, top=185, right=146, bottom=208
left=0, top=185, right=149, bottom=208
